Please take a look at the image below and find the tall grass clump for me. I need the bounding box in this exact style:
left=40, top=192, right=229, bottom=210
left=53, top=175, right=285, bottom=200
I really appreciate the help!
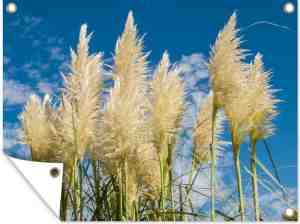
left=208, top=12, right=249, bottom=221
left=18, top=11, right=284, bottom=222
left=151, top=51, right=185, bottom=219
left=94, top=12, right=159, bottom=220
left=246, top=53, right=279, bottom=221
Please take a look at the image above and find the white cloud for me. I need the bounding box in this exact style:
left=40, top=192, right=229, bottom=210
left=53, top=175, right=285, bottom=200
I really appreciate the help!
left=24, top=68, right=40, bottom=78
left=23, top=16, right=42, bottom=27
left=259, top=186, right=297, bottom=221
left=176, top=53, right=209, bottom=132
left=4, top=122, right=21, bottom=150
left=173, top=54, right=209, bottom=202
left=3, top=122, right=30, bottom=159
left=4, top=79, right=33, bottom=106
left=49, top=46, right=66, bottom=61
left=179, top=53, right=209, bottom=81
left=22, top=16, right=43, bottom=36
left=6, top=14, right=67, bottom=81
left=37, top=81, right=57, bottom=95
left=172, top=53, right=210, bottom=216
left=4, top=56, right=10, bottom=65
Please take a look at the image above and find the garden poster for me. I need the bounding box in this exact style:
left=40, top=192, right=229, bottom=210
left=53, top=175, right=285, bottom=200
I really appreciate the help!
left=3, top=0, right=298, bottom=221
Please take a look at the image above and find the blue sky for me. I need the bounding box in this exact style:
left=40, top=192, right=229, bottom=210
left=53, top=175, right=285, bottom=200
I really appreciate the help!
left=3, top=0, right=297, bottom=218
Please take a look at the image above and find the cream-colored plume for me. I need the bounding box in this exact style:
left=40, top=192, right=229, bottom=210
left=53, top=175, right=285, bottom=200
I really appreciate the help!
left=193, top=93, right=226, bottom=164
left=58, top=24, right=102, bottom=159
left=97, top=12, right=151, bottom=164
left=246, top=53, right=279, bottom=140
left=151, top=51, right=185, bottom=159
left=134, top=143, right=161, bottom=198
left=95, top=12, right=156, bottom=203
left=114, top=11, right=149, bottom=100
left=208, top=12, right=247, bottom=109
left=208, top=13, right=250, bottom=148
left=20, top=94, right=59, bottom=161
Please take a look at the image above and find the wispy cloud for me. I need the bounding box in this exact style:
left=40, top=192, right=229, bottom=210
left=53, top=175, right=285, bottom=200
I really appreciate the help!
left=179, top=53, right=209, bottom=81
left=4, top=56, right=10, bottom=65
left=4, top=79, right=34, bottom=106
left=259, top=187, right=297, bottom=221
left=5, top=14, right=67, bottom=80
left=174, top=53, right=209, bottom=161
left=3, top=14, right=71, bottom=160
left=21, top=62, right=41, bottom=78
left=48, top=46, right=66, bottom=61
left=4, top=79, right=58, bottom=108
left=4, top=13, right=67, bottom=112
left=4, top=122, right=21, bottom=150
left=9, top=15, right=43, bottom=38
left=171, top=52, right=212, bottom=218
left=37, top=81, right=58, bottom=95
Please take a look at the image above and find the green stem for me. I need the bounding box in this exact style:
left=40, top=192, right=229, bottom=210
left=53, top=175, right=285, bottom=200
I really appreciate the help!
left=167, top=143, right=175, bottom=221
left=159, top=156, right=165, bottom=220
left=210, top=143, right=216, bottom=221
left=251, top=138, right=260, bottom=221
left=118, top=168, right=123, bottom=220
left=233, top=145, right=245, bottom=221
left=60, top=180, right=68, bottom=220
left=186, top=146, right=196, bottom=201
left=210, top=105, right=217, bottom=221
left=179, top=184, right=184, bottom=221
left=124, top=160, right=129, bottom=220
left=182, top=149, right=198, bottom=221
left=70, top=100, right=80, bottom=220
left=78, top=161, right=84, bottom=220
left=170, top=184, right=175, bottom=221
left=71, top=158, right=78, bottom=220
left=132, top=200, right=139, bottom=221
left=92, top=160, right=101, bottom=220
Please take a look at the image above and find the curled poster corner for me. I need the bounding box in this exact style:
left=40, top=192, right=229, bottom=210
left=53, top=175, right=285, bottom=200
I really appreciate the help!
left=7, top=156, right=63, bottom=218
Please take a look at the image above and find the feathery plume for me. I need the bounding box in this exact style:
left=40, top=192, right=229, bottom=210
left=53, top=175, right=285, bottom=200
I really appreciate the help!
left=193, top=93, right=227, bottom=164
left=59, top=24, right=102, bottom=159
left=126, top=143, right=160, bottom=204
left=20, top=94, right=59, bottom=161
left=96, top=11, right=151, bottom=165
left=247, top=53, right=279, bottom=140
left=98, top=78, right=147, bottom=166
left=208, top=12, right=247, bottom=110
left=223, top=86, right=252, bottom=148
left=95, top=12, right=155, bottom=206
left=149, top=51, right=185, bottom=206
left=208, top=12, right=249, bottom=148
left=114, top=11, right=149, bottom=99
left=135, top=143, right=161, bottom=198
left=151, top=51, right=185, bottom=157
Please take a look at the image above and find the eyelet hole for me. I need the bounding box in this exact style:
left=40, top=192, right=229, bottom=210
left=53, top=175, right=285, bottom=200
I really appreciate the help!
left=50, top=167, right=60, bottom=178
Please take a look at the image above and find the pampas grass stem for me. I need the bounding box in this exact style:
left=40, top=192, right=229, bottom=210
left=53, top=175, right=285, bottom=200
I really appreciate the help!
left=232, top=142, right=245, bottom=221
left=250, top=139, right=260, bottom=221
left=159, top=155, right=165, bottom=220
left=210, top=103, right=217, bottom=221
left=92, top=160, right=101, bottom=220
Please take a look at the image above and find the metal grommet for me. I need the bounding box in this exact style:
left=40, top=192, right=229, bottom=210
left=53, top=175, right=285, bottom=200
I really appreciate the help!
left=6, top=2, right=18, bottom=14
left=283, top=2, right=295, bottom=14
left=282, top=208, right=298, bottom=221
left=50, top=167, right=60, bottom=178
